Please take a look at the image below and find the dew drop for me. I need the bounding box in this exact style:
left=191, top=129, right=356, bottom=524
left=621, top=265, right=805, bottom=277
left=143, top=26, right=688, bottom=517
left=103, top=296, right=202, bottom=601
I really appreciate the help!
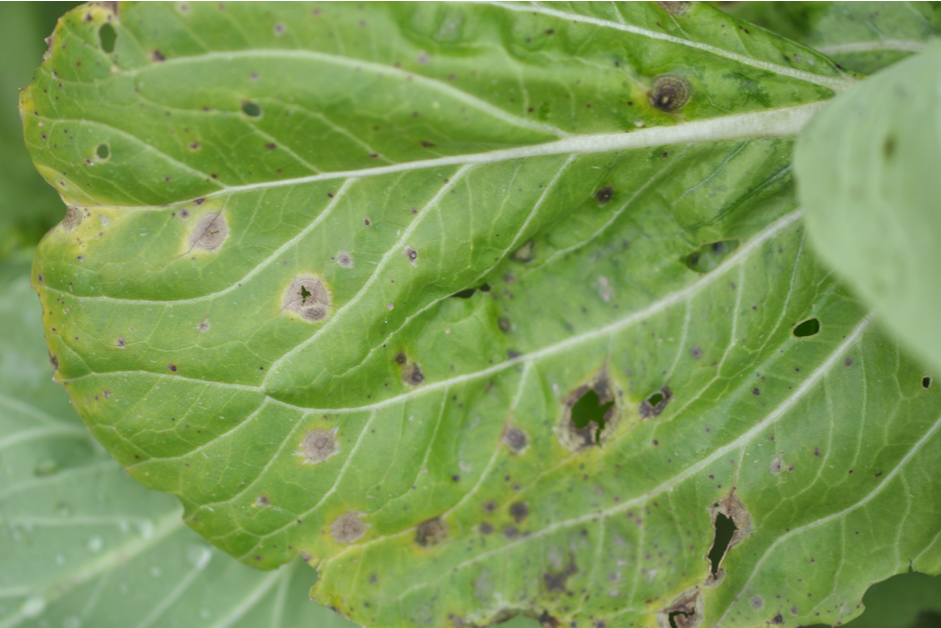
left=87, top=536, right=103, bottom=553
left=136, top=519, right=155, bottom=539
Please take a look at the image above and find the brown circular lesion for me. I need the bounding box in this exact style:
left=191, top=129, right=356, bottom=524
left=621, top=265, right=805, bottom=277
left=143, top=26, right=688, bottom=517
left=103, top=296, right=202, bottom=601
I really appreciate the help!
left=330, top=512, right=366, bottom=544
left=283, top=276, right=332, bottom=322
left=300, top=428, right=338, bottom=463
left=415, top=517, right=448, bottom=547
left=190, top=212, right=228, bottom=251
left=649, top=75, right=691, bottom=113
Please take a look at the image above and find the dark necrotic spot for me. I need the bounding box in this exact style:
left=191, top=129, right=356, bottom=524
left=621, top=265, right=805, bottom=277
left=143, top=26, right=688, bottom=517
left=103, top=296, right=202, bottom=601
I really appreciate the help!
left=596, top=185, right=613, bottom=204
left=923, top=376, right=932, bottom=389
left=116, top=337, right=125, bottom=348
left=639, top=386, right=672, bottom=418
left=884, top=136, right=896, bottom=159
left=685, top=240, right=738, bottom=273
left=402, top=363, right=424, bottom=386
left=190, top=212, right=227, bottom=251
left=404, top=246, right=418, bottom=264
left=96, top=143, right=110, bottom=160
left=479, top=522, right=493, bottom=535
left=241, top=101, right=262, bottom=117
left=168, top=363, right=177, bottom=372
left=509, top=501, right=529, bottom=523
left=151, top=49, right=165, bottom=62
left=502, top=425, right=528, bottom=452
left=394, top=352, right=407, bottom=366
left=690, top=346, right=702, bottom=359
left=793, top=317, right=820, bottom=337
left=503, top=525, right=519, bottom=539
left=415, top=517, right=448, bottom=547
left=99, top=23, right=117, bottom=52
left=49, top=353, right=58, bottom=371
left=649, top=75, right=691, bottom=113
left=255, top=495, right=270, bottom=506
left=543, top=556, right=577, bottom=592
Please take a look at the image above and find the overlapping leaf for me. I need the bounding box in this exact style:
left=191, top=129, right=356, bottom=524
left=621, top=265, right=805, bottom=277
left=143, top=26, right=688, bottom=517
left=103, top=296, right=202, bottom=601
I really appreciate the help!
left=22, top=3, right=941, bottom=628
left=0, top=258, right=355, bottom=628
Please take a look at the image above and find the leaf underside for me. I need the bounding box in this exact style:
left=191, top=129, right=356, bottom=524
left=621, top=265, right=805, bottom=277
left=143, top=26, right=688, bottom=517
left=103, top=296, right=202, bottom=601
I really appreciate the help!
left=23, top=3, right=941, bottom=628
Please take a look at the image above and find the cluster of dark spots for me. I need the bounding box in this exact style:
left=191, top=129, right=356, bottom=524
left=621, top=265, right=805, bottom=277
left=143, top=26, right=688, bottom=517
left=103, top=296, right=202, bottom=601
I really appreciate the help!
left=596, top=185, right=613, bottom=204
left=404, top=246, right=418, bottom=265
left=151, top=49, right=165, bottom=62
left=538, top=611, right=561, bottom=628
left=483, top=501, right=497, bottom=513
left=167, top=363, right=177, bottom=372
left=685, top=240, right=738, bottom=273
left=544, top=556, right=577, bottom=592
left=415, top=517, right=448, bottom=547
left=509, top=501, right=529, bottom=523
left=639, top=386, right=672, bottom=418
left=283, top=276, right=331, bottom=322
left=502, top=425, right=528, bottom=453
left=479, top=522, right=493, bottom=535
left=190, top=212, right=227, bottom=251
left=657, top=1, right=691, bottom=16
left=649, top=75, right=691, bottom=113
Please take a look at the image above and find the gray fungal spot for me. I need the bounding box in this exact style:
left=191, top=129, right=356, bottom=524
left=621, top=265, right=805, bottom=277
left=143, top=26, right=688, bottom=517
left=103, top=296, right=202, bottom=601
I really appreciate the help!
left=330, top=512, right=366, bottom=544
left=255, top=495, right=270, bottom=507
left=198, top=318, right=210, bottom=333
left=502, top=425, right=529, bottom=453
left=649, top=75, right=691, bottom=113
left=402, top=362, right=424, bottom=387
left=60, top=206, right=84, bottom=232
left=404, top=246, right=418, bottom=265
left=750, top=596, right=764, bottom=610
left=336, top=251, right=353, bottom=268
left=301, top=428, right=338, bottom=463
left=190, top=212, right=227, bottom=251
left=116, top=337, right=126, bottom=348
left=690, top=346, right=702, bottom=359
left=656, top=1, right=691, bottom=16
left=512, top=240, right=535, bottom=263
left=284, top=276, right=331, bottom=322
left=770, top=457, right=783, bottom=475
left=415, top=517, right=448, bottom=547
left=509, top=501, right=529, bottom=523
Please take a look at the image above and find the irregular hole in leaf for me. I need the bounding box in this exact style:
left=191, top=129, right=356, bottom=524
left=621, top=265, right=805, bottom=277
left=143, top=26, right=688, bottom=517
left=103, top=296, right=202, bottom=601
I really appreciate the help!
left=95, top=143, right=110, bottom=160
left=663, top=590, right=702, bottom=628
left=571, top=389, right=613, bottom=444
left=793, top=317, right=820, bottom=337
left=478, top=282, right=491, bottom=293
left=415, top=517, right=448, bottom=548
left=685, top=240, right=738, bottom=273
left=512, top=239, right=535, bottom=263
left=649, top=75, right=691, bottom=113
left=543, top=556, right=578, bottom=592
left=639, top=386, right=672, bottom=418
left=707, top=513, right=737, bottom=576
left=241, top=100, right=262, bottom=117
left=923, top=376, right=932, bottom=389
left=98, top=23, right=116, bottom=52
left=189, top=212, right=227, bottom=251
left=560, top=373, right=620, bottom=451
left=451, top=284, right=490, bottom=298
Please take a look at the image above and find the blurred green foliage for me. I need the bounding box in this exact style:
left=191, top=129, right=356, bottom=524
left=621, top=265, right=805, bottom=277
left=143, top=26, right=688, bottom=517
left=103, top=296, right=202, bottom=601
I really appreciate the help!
left=0, top=2, right=80, bottom=259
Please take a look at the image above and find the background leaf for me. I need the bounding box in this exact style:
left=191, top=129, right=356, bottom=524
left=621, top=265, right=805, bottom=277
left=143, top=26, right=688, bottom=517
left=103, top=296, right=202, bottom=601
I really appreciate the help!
left=0, top=256, right=355, bottom=628
left=18, top=3, right=941, bottom=628
left=719, top=2, right=941, bottom=75
left=795, top=44, right=941, bottom=375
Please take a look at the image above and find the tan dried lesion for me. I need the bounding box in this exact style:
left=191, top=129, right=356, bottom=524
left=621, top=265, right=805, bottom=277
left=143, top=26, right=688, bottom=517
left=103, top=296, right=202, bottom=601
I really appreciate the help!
left=189, top=212, right=228, bottom=251
left=283, top=275, right=332, bottom=322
